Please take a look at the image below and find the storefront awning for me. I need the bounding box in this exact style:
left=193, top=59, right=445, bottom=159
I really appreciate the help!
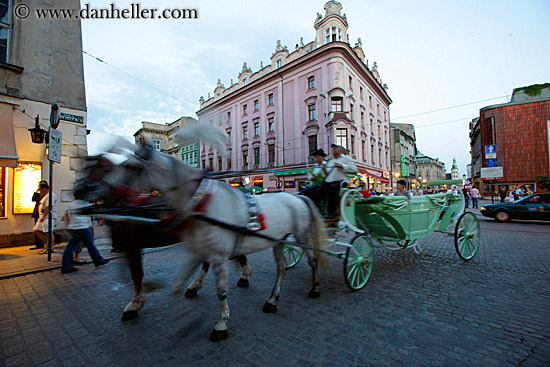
left=364, top=170, right=389, bottom=184
left=0, top=104, right=18, bottom=168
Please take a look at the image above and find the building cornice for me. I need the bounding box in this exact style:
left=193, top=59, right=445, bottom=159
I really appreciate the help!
left=198, top=42, right=391, bottom=115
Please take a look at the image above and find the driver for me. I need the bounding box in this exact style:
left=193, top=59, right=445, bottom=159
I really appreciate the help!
left=310, top=144, right=358, bottom=218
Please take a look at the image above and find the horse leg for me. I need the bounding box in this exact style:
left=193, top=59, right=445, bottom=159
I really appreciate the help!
left=172, top=254, right=202, bottom=295
left=122, top=248, right=146, bottom=321
left=235, top=255, right=252, bottom=288
left=185, top=262, right=210, bottom=298
left=210, top=260, right=230, bottom=342
left=305, top=249, right=321, bottom=298
left=263, top=244, right=287, bottom=313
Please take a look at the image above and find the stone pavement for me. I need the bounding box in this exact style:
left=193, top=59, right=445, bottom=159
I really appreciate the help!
left=1, top=202, right=549, bottom=366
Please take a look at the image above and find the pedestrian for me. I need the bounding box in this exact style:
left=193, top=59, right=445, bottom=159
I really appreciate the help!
left=525, top=186, right=533, bottom=196
left=499, top=187, right=507, bottom=203
left=395, top=179, right=410, bottom=199
left=509, top=190, right=515, bottom=202
left=61, top=189, right=110, bottom=274
left=32, top=182, right=58, bottom=254
left=470, top=186, right=480, bottom=209
left=462, top=187, right=471, bottom=208
left=30, top=180, right=48, bottom=250
left=306, top=148, right=328, bottom=186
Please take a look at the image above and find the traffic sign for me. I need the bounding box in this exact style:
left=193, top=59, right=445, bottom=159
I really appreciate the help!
left=48, top=127, right=62, bottom=163
left=486, top=158, right=497, bottom=167
left=485, top=144, right=496, bottom=159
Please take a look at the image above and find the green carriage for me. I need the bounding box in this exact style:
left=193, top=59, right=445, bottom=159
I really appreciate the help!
left=284, top=179, right=480, bottom=291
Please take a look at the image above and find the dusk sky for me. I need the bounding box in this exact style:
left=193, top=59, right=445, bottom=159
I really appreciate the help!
left=81, top=0, right=550, bottom=176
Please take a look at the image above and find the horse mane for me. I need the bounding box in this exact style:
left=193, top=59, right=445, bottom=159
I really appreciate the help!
left=176, top=120, right=229, bottom=156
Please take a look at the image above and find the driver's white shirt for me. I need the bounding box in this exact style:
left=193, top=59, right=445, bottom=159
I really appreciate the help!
left=325, top=155, right=358, bottom=183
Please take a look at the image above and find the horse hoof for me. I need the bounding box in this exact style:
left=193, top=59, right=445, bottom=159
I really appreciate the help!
left=308, top=290, right=321, bottom=299
left=185, top=289, right=198, bottom=298
left=210, top=329, right=229, bottom=342
left=121, top=310, right=139, bottom=321
left=263, top=302, right=277, bottom=313
left=236, top=278, right=249, bottom=288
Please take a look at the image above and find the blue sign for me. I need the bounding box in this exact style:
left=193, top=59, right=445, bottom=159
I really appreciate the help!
left=485, top=145, right=496, bottom=154
left=486, top=159, right=497, bottom=167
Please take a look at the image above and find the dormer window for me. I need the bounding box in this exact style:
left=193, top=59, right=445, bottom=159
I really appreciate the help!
left=243, top=79, right=247, bottom=86
left=276, top=59, right=282, bottom=68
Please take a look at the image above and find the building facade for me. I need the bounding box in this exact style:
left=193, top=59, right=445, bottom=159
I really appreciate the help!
left=133, top=116, right=200, bottom=168
left=389, top=123, right=417, bottom=189
left=196, top=1, right=392, bottom=192
left=469, top=117, right=482, bottom=189
left=416, top=151, right=446, bottom=184
left=1, top=0, right=88, bottom=246
left=474, top=83, right=550, bottom=197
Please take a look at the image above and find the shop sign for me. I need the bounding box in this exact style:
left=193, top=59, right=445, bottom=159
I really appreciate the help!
left=274, top=168, right=308, bottom=176
left=60, top=112, right=84, bottom=124
left=481, top=166, right=503, bottom=180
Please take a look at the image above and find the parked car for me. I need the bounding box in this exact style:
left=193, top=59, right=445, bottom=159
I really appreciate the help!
left=480, top=193, right=550, bottom=222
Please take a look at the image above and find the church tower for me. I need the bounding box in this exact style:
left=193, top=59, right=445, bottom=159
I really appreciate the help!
left=451, top=158, right=459, bottom=180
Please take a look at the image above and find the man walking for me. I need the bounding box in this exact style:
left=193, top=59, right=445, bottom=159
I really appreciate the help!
left=470, top=186, right=480, bottom=209
left=32, top=182, right=58, bottom=254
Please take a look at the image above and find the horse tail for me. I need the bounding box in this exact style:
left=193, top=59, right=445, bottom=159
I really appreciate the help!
left=297, top=195, right=330, bottom=270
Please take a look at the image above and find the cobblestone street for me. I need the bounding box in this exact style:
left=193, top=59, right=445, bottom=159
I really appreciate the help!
left=1, top=213, right=549, bottom=367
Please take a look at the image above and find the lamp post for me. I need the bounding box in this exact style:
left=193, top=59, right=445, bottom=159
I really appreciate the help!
left=29, top=115, right=47, bottom=144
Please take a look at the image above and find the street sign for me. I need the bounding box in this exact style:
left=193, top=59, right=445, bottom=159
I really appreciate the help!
left=486, top=158, right=497, bottom=167
left=47, top=127, right=62, bottom=163
left=481, top=166, right=503, bottom=180
left=50, top=103, right=60, bottom=129
left=485, top=144, right=496, bottom=159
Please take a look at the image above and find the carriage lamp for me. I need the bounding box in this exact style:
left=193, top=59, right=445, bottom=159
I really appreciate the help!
left=29, top=115, right=47, bottom=144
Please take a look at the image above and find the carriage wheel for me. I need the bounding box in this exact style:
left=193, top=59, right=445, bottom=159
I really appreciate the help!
left=283, top=235, right=304, bottom=269
left=454, top=212, right=480, bottom=261
left=344, top=234, right=374, bottom=291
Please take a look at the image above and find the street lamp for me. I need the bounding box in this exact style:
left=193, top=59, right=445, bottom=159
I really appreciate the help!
left=29, top=115, right=46, bottom=144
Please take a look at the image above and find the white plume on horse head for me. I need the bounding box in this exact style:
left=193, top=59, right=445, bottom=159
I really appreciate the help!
left=176, top=120, right=229, bottom=157
left=106, top=136, right=137, bottom=156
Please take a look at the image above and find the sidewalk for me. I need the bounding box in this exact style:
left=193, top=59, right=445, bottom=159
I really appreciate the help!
left=0, top=224, right=121, bottom=279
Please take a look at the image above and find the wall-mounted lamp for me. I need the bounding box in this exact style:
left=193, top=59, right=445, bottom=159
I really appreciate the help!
left=347, top=93, right=354, bottom=98
left=319, top=93, right=326, bottom=98
left=29, top=115, right=46, bottom=144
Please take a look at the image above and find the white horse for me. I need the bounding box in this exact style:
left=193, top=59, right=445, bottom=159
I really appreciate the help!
left=96, top=127, right=329, bottom=342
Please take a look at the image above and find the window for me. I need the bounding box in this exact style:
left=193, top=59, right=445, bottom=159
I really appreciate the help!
left=243, top=125, right=248, bottom=139
left=0, top=0, right=10, bottom=63
left=351, top=136, right=355, bottom=155
left=377, top=104, right=380, bottom=115
left=361, top=141, right=366, bottom=162
left=349, top=76, right=353, bottom=90
left=371, top=145, right=374, bottom=165
left=370, top=118, right=373, bottom=133
left=202, top=158, right=206, bottom=169
left=152, top=139, right=161, bottom=150
left=276, top=59, right=282, bottom=68
left=369, top=96, right=372, bottom=108
left=336, top=128, right=347, bottom=149
left=243, top=79, right=247, bottom=86
left=307, top=76, right=315, bottom=89
left=308, top=135, right=317, bottom=156
left=331, top=97, right=343, bottom=112
left=254, top=147, right=260, bottom=165
left=379, top=149, right=382, bottom=167
left=268, top=117, right=275, bottom=132
left=243, top=104, right=248, bottom=116
left=254, top=121, right=260, bottom=136
left=326, top=26, right=341, bottom=43
left=308, top=103, right=316, bottom=121
left=209, top=157, right=213, bottom=169
left=360, top=87, right=363, bottom=100
left=242, top=150, right=249, bottom=167
left=350, top=103, right=354, bottom=116
left=384, top=111, right=387, bottom=121
left=227, top=157, right=232, bottom=170
left=361, top=112, right=365, bottom=129
left=378, top=126, right=381, bottom=140
left=226, top=111, right=231, bottom=123
left=218, top=156, right=222, bottom=171
left=268, top=93, right=274, bottom=105
left=254, top=100, right=259, bottom=111
left=268, top=144, right=275, bottom=164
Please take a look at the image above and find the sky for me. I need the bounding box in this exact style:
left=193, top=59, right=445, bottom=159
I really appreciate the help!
left=81, top=0, right=550, bottom=176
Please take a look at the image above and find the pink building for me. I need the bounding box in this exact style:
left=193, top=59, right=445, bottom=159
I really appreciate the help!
left=197, top=1, right=391, bottom=192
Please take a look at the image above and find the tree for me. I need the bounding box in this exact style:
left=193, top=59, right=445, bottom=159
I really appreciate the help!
left=535, top=174, right=550, bottom=192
